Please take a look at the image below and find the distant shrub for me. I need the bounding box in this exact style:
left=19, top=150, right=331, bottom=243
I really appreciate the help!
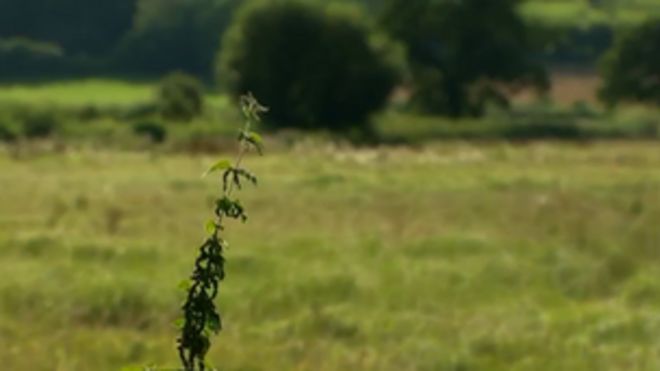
left=133, top=120, right=167, bottom=143
left=0, top=105, right=63, bottom=140
left=600, top=19, right=660, bottom=106
left=157, top=72, right=204, bottom=122
left=603, top=106, right=660, bottom=138
left=21, top=110, right=59, bottom=138
left=218, top=1, right=402, bottom=131
left=503, top=121, right=582, bottom=140
left=571, top=100, right=599, bottom=118
left=381, top=0, right=547, bottom=116
left=121, top=103, right=160, bottom=121
left=76, top=105, right=103, bottom=122
left=0, top=115, right=20, bottom=142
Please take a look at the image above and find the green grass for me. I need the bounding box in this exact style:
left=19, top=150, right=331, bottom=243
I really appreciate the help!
left=0, top=79, right=156, bottom=108
left=0, top=79, right=659, bottom=149
left=1, top=141, right=660, bottom=370
left=0, top=79, right=229, bottom=110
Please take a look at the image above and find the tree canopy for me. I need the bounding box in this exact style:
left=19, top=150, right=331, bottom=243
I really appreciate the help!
left=218, top=1, right=402, bottom=130
left=599, top=19, right=660, bottom=106
left=381, top=0, right=547, bottom=116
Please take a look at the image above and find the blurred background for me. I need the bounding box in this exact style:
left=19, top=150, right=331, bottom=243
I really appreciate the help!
left=1, top=0, right=660, bottom=370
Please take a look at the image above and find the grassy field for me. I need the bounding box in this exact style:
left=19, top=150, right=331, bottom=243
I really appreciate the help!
left=2, top=78, right=659, bottom=149
left=0, top=79, right=156, bottom=108
left=1, top=141, right=660, bottom=370
left=0, top=79, right=229, bottom=110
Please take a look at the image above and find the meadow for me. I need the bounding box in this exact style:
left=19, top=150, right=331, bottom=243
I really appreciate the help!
left=1, top=78, right=659, bottom=151
left=2, top=0, right=660, bottom=368
left=0, top=79, right=230, bottom=110
left=1, top=139, right=660, bottom=370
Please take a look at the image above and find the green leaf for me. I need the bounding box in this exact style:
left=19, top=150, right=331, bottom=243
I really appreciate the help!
left=200, top=336, right=211, bottom=356
left=205, top=219, right=217, bottom=234
left=204, top=360, right=216, bottom=370
left=207, top=312, right=222, bottom=333
left=177, top=279, right=192, bottom=291
left=203, top=159, right=231, bottom=177
left=245, top=131, right=264, bottom=154
left=174, top=318, right=186, bottom=329
left=247, top=131, right=263, bottom=145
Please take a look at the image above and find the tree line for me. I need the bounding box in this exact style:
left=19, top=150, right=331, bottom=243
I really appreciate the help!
left=0, top=0, right=658, bottom=130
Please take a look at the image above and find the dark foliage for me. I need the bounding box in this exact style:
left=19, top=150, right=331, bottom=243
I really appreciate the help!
left=0, top=37, right=106, bottom=81
left=599, top=19, right=660, bottom=106
left=218, top=1, right=401, bottom=130
left=158, top=72, right=205, bottom=122
left=133, top=121, right=167, bottom=143
left=0, top=38, right=65, bottom=80
left=178, top=94, right=266, bottom=371
left=0, top=117, right=20, bottom=142
left=21, top=111, right=58, bottom=138
left=381, top=0, right=547, bottom=116
left=114, top=0, right=239, bottom=79
left=0, top=105, right=64, bottom=140
left=543, top=23, right=614, bottom=65
left=0, top=0, right=136, bottom=55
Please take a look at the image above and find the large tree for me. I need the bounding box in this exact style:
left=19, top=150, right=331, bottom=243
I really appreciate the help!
left=599, top=19, right=660, bottom=106
left=218, top=1, right=401, bottom=130
left=381, top=0, right=547, bottom=116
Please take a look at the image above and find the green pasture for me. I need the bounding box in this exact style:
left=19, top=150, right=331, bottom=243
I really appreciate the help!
left=1, top=79, right=659, bottom=146
left=1, top=141, right=660, bottom=370
left=0, top=79, right=156, bottom=108
left=0, top=79, right=229, bottom=110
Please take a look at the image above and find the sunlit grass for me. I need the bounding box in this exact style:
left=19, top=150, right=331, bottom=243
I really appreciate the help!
left=0, top=79, right=229, bottom=110
left=1, top=142, right=659, bottom=370
left=0, top=79, right=156, bottom=107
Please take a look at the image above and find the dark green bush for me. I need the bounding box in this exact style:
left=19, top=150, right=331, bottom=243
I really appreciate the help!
left=218, top=1, right=402, bottom=131
left=0, top=116, right=20, bottom=142
left=0, top=105, right=63, bottom=140
left=21, top=110, right=59, bottom=138
left=380, top=0, right=547, bottom=116
left=121, top=103, right=160, bottom=121
left=502, top=122, right=583, bottom=140
left=157, top=72, right=205, bottom=122
left=599, top=19, right=660, bottom=106
left=133, top=120, right=167, bottom=143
